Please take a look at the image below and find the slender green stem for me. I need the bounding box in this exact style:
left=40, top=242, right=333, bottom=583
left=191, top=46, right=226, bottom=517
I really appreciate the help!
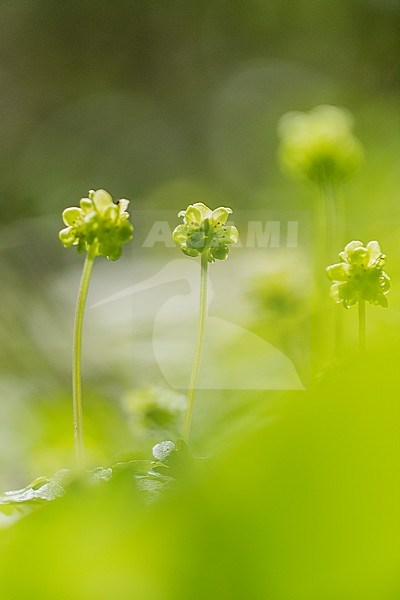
left=72, top=245, right=96, bottom=469
left=334, top=304, right=344, bottom=357
left=358, top=299, right=366, bottom=354
left=182, top=252, right=209, bottom=444
left=323, top=183, right=337, bottom=253
left=318, top=180, right=343, bottom=264
left=317, top=180, right=345, bottom=363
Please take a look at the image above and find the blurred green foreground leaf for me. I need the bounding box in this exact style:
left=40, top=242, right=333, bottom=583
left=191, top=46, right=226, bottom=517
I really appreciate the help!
left=0, top=346, right=399, bottom=600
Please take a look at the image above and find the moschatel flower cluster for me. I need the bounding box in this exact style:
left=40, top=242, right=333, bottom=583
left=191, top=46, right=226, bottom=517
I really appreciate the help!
left=59, top=189, right=133, bottom=260
left=172, top=202, right=239, bottom=262
left=278, top=105, right=364, bottom=185
left=326, top=240, right=391, bottom=309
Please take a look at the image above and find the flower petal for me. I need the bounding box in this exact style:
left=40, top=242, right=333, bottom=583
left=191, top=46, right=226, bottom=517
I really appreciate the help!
left=326, top=262, right=350, bottom=281
left=182, top=247, right=199, bottom=257
left=211, top=207, right=232, bottom=226
left=379, top=272, right=391, bottom=293
left=211, top=245, right=229, bottom=261
left=172, top=224, right=188, bottom=245
left=329, top=282, right=344, bottom=303
left=224, top=225, right=239, bottom=244
left=350, top=246, right=369, bottom=266
left=104, top=204, right=119, bottom=223
left=118, top=221, right=134, bottom=243
left=62, top=207, right=81, bottom=226
left=191, top=202, right=213, bottom=220
left=59, top=227, right=76, bottom=246
left=118, top=199, right=130, bottom=215
left=373, top=293, right=388, bottom=308
left=91, top=189, right=113, bottom=213
left=366, top=240, right=386, bottom=268
left=80, top=198, right=93, bottom=213
left=183, top=205, right=203, bottom=225
left=366, top=240, right=381, bottom=261
left=339, top=240, right=363, bottom=262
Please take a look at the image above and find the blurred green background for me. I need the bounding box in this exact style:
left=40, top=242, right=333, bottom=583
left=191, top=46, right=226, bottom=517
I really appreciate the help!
left=0, top=0, right=399, bottom=489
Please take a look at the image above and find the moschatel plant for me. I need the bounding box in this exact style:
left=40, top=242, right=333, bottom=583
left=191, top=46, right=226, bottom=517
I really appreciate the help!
left=173, top=202, right=239, bottom=444
left=59, top=189, right=134, bottom=468
left=278, top=104, right=364, bottom=274
left=278, top=105, right=364, bottom=361
left=278, top=104, right=363, bottom=253
left=278, top=105, right=363, bottom=185
left=1, top=197, right=240, bottom=521
left=326, top=240, right=391, bottom=352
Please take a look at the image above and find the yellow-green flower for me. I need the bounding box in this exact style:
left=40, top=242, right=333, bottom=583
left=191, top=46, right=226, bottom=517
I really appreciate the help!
left=173, top=202, right=239, bottom=262
left=59, top=189, right=133, bottom=260
left=278, top=105, right=364, bottom=185
left=326, top=240, right=391, bottom=308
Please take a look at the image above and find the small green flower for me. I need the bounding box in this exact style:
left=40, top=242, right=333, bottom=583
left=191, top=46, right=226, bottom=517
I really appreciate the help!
left=326, top=240, right=391, bottom=308
left=278, top=105, right=364, bottom=185
left=59, top=189, right=133, bottom=260
left=172, top=202, right=239, bottom=262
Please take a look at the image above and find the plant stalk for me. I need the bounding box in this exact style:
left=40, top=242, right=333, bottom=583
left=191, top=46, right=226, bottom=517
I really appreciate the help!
left=335, top=304, right=344, bottom=357
left=182, top=251, right=209, bottom=444
left=358, top=299, right=366, bottom=354
left=317, top=180, right=344, bottom=362
left=72, top=245, right=96, bottom=469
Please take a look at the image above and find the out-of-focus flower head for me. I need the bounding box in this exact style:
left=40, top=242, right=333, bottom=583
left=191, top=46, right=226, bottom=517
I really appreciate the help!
left=278, top=105, right=364, bottom=185
left=173, top=202, right=239, bottom=262
left=59, top=189, right=133, bottom=260
left=326, top=240, right=391, bottom=308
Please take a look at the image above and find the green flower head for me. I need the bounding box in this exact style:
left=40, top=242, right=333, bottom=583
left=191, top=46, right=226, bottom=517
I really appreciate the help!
left=326, top=240, right=391, bottom=309
left=278, top=105, right=364, bottom=185
left=172, top=202, right=239, bottom=262
left=59, top=189, right=133, bottom=260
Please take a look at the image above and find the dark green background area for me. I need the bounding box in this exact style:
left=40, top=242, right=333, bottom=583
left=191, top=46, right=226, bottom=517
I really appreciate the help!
left=0, top=0, right=398, bottom=221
